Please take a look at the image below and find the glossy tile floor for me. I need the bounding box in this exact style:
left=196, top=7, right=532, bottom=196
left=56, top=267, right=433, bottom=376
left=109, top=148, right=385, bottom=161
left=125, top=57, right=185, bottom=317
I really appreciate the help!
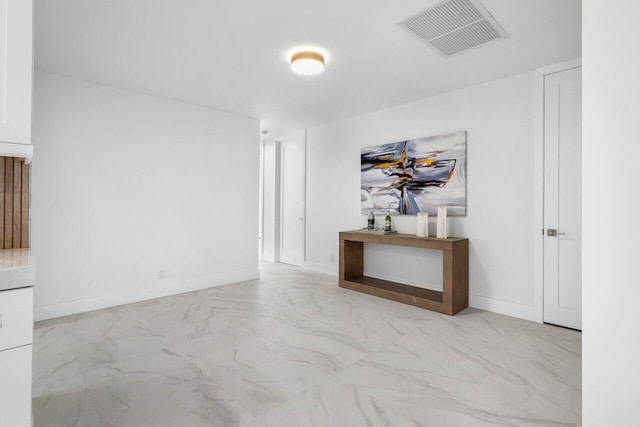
left=33, top=263, right=581, bottom=426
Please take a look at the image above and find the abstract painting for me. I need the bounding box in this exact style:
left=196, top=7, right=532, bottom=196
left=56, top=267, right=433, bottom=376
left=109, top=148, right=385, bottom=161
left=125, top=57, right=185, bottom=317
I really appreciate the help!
left=361, top=131, right=466, bottom=216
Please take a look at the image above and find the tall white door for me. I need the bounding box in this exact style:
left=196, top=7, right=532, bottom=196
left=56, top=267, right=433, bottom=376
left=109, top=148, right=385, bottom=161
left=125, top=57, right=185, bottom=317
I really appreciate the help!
left=543, top=66, right=582, bottom=330
left=279, top=133, right=306, bottom=266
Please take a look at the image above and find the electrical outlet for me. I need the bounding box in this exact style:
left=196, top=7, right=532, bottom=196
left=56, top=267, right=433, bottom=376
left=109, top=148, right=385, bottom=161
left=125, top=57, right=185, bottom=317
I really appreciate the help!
left=329, top=254, right=335, bottom=263
left=158, top=270, right=166, bottom=280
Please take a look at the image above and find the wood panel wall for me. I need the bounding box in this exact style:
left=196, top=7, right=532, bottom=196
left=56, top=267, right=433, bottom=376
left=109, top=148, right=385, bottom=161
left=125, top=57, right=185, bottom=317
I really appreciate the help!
left=0, top=156, right=30, bottom=249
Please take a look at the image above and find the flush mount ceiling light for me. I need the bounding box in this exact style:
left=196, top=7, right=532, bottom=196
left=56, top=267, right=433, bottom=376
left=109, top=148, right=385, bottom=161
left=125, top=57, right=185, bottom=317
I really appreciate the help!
left=290, top=50, right=325, bottom=75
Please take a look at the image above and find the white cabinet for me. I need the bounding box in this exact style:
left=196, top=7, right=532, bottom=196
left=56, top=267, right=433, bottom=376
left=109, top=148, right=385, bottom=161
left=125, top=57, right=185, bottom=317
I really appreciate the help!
left=0, top=287, right=33, bottom=349
left=0, top=287, right=33, bottom=427
left=0, top=0, right=33, bottom=146
left=0, top=345, right=32, bottom=427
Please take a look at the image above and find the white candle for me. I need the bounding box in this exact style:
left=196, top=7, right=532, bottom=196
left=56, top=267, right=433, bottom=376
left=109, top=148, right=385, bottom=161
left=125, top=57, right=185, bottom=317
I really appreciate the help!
left=422, top=212, right=429, bottom=237
left=437, top=206, right=447, bottom=239
left=416, top=214, right=426, bottom=237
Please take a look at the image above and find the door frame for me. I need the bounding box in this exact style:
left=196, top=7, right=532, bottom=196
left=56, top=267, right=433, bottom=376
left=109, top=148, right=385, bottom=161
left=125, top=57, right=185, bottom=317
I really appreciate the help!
left=533, top=58, right=582, bottom=323
left=277, top=130, right=307, bottom=265
left=260, top=137, right=281, bottom=263
left=259, top=137, right=264, bottom=261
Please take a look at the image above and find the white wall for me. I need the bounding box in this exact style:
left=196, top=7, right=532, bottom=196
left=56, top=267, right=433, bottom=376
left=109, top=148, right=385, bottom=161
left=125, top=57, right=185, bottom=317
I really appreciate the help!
left=583, top=0, right=640, bottom=424
left=32, top=72, right=260, bottom=320
left=305, top=72, right=539, bottom=319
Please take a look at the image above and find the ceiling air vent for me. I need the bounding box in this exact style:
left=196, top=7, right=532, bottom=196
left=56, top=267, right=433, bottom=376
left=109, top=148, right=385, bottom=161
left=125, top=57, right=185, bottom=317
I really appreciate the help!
left=398, top=0, right=509, bottom=58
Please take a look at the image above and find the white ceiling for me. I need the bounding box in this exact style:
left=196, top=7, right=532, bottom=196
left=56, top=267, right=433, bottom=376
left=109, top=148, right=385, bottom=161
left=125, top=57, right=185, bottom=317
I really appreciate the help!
left=34, top=0, right=581, bottom=136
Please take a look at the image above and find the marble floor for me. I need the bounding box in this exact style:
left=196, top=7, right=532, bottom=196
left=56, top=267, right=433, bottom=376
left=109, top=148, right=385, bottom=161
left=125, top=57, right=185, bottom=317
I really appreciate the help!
left=33, top=263, right=581, bottom=427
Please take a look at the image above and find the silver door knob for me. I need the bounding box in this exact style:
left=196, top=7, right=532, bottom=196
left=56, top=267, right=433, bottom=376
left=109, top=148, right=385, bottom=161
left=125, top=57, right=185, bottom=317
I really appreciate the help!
left=547, top=229, right=566, bottom=237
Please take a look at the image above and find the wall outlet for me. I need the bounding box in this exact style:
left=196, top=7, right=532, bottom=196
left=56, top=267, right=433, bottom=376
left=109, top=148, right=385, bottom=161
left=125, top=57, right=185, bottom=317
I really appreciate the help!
left=158, top=270, right=166, bottom=280
left=329, top=254, right=335, bottom=263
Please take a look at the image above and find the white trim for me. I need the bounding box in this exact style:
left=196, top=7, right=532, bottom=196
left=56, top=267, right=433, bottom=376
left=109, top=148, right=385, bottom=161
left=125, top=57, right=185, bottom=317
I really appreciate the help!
left=533, top=58, right=582, bottom=324
left=533, top=66, right=545, bottom=323
left=358, top=271, right=535, bottom=321
left=259, top=138, right=265, bottom=261
left=469, top=294, right=535, bottom=321
left=302, top=130, right=307, bottom=263
left=34, top=269, right=260, bottom=321
left=302, top=261, right=338, bottom=276
left=259, top=137, right=280, bottom=263
left=301, top=262, right=534, bottom=321
left=262, top=250, right=276, bottom=263
left=273, top=139, right=281, bottom=263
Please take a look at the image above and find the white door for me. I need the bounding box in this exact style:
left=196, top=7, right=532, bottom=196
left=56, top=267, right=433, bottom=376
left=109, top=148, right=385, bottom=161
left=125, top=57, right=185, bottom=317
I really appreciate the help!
left=279, top=133, right=306, bottom=266
left=543, top=66, right=582, bottom=330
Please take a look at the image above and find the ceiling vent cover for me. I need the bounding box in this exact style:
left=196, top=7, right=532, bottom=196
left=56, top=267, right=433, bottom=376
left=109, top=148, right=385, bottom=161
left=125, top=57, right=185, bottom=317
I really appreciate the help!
left=399, top=0, right=509, bottom=58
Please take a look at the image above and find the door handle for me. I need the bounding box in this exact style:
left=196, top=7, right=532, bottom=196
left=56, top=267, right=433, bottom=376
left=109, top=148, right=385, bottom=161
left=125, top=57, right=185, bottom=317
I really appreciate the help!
left=297, top=218, right=304, bottom=220
left=547, top=229, right=566, bottom=237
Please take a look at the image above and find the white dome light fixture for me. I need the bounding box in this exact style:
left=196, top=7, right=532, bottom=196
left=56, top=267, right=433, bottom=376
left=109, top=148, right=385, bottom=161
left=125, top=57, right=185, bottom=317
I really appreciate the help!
left=290, top=50, right=325, bottom=75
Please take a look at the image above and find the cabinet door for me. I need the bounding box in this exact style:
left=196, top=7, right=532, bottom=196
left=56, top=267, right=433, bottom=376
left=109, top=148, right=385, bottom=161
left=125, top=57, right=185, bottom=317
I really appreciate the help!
left=0, top=345, right=32, bottom=427
left=0, top=287, right=33, bottom=351
left=0, top=0, right=33, bottom=145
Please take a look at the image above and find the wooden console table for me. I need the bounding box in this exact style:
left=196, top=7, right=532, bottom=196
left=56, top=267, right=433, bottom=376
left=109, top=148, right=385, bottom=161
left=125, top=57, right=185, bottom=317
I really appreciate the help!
left=339, top=230, right=469, bottom=315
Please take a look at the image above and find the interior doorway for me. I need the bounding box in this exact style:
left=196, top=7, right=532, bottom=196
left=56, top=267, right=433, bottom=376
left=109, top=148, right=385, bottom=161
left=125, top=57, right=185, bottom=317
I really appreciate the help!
left=278, top=132, right=306, bottom=266
left=542, top=65, right=582, bottom=330
left=259, top=131, right=306, bottom=267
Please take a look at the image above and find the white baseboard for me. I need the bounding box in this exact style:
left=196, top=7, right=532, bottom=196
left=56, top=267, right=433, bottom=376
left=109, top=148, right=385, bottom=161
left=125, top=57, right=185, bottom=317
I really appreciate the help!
left=302, top=261, right=338, bottom=276
left=35, top=264, right=534, bottom=323
left=310, top=266, right=534, bottom=322
left=34, top=269, right=260, bottom=321
left=262, top=251, right=276, bottom=262
left=314, top=268, right=535, bottom=321
left=363, top=272, right=535, bottom=321
left=468, top=294, right=535, bottom=321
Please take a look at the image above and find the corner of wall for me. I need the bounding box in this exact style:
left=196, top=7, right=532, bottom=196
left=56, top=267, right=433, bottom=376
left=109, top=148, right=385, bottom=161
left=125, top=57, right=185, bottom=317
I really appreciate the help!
left=302, top=261, right=338, bottom=277
left=469, top=294, right=535, bottom=321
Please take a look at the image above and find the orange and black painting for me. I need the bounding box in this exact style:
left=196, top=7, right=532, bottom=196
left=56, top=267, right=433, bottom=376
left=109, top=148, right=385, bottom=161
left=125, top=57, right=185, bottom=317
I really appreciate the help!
left=361, top=131, right=466, bottom=216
